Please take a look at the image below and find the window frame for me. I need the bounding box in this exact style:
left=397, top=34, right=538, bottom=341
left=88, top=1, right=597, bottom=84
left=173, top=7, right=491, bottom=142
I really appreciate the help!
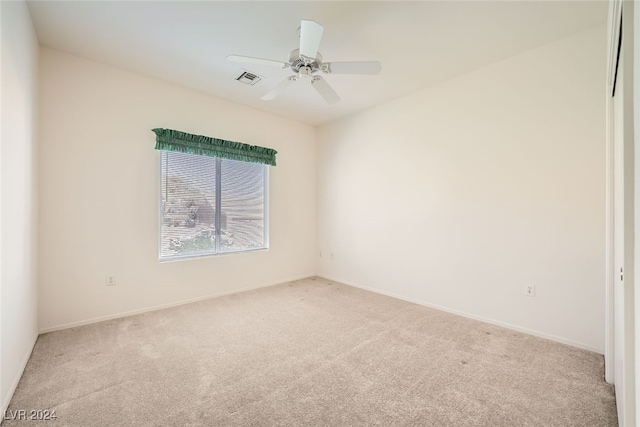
left=157, top=151, right=270, bottom=262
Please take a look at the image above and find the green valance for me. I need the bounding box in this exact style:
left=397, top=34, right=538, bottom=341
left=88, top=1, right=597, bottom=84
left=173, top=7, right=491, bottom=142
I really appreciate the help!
left=152, top=128, right=277, bottom=166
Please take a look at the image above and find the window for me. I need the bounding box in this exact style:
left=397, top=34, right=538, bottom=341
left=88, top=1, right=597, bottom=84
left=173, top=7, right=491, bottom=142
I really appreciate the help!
left=159, top=150, right=268, bottom=260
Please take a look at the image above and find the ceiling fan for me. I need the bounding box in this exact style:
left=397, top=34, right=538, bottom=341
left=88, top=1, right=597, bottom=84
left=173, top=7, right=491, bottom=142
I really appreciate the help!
left=227, top=20, right=382, bottom=104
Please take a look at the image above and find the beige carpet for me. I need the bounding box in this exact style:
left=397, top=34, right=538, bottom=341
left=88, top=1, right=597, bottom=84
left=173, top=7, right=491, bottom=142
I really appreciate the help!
left=4, top=277, right=616, bottom=426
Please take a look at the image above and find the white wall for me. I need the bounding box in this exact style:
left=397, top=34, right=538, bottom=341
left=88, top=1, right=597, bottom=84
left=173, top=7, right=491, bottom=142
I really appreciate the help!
left=38, top=48, right=316, bottom=331
left=317, top=25, right=606, bottom=353
left=1, top=0, right=39, bottom=415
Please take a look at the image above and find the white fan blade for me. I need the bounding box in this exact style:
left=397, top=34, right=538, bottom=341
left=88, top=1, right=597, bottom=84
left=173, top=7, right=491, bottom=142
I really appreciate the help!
left=311, top=76, right=340, bottom=104
left=325, top=61, right=382, bottom=75
left=262, top=77, right=296, bottom=101
left=227, top=54, right=288, bottom=69
left=299, top=20, right=324, bottom=60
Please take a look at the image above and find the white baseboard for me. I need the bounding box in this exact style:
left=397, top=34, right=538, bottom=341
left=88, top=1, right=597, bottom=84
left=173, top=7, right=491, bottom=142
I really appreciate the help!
left=38, top=274, right=312, bottom=334
left=317, top=274, right=602, bottom=355
left=38, top=272, right=602, bottom=353
left=1, top=333, right=38, bottom=424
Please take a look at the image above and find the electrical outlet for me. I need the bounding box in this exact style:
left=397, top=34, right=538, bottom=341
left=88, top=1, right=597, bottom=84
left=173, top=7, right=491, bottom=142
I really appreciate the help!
left=525, top=284, right=535, bottom=297
left=330, top=252, right=334, bottom=260
left=319, top=250, right=322, bottom=258
left=106, top=275, right=116, bottom=286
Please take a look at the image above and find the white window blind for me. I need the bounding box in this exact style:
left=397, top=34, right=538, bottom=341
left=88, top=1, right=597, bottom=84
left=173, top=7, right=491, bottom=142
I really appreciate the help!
left=159, top=151, right=268, bottom=260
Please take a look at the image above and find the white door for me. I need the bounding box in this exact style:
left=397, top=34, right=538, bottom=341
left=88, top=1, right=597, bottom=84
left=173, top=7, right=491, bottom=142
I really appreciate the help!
left=610, top=4, right=636, bottom=424
left=612, top=52, right=627, bottom=424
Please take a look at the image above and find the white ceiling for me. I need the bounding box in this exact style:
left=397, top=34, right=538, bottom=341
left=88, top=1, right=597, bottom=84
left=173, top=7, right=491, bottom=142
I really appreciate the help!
left=27, top=1, right=607, bottom=126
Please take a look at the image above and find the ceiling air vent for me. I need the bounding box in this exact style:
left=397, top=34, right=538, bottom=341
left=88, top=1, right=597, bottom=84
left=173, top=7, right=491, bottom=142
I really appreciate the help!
left=235, top=70, right=263, bottom=86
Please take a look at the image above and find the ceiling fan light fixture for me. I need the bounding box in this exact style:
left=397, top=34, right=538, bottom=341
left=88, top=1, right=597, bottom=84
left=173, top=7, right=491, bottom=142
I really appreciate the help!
left=299, top=66, right=313, bottom=78
left=289, top=49, right=322, bottom=74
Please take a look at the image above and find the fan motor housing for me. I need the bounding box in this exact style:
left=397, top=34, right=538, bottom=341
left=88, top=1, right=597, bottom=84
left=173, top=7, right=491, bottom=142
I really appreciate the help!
left=289, top=49, right=322, bottom=74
